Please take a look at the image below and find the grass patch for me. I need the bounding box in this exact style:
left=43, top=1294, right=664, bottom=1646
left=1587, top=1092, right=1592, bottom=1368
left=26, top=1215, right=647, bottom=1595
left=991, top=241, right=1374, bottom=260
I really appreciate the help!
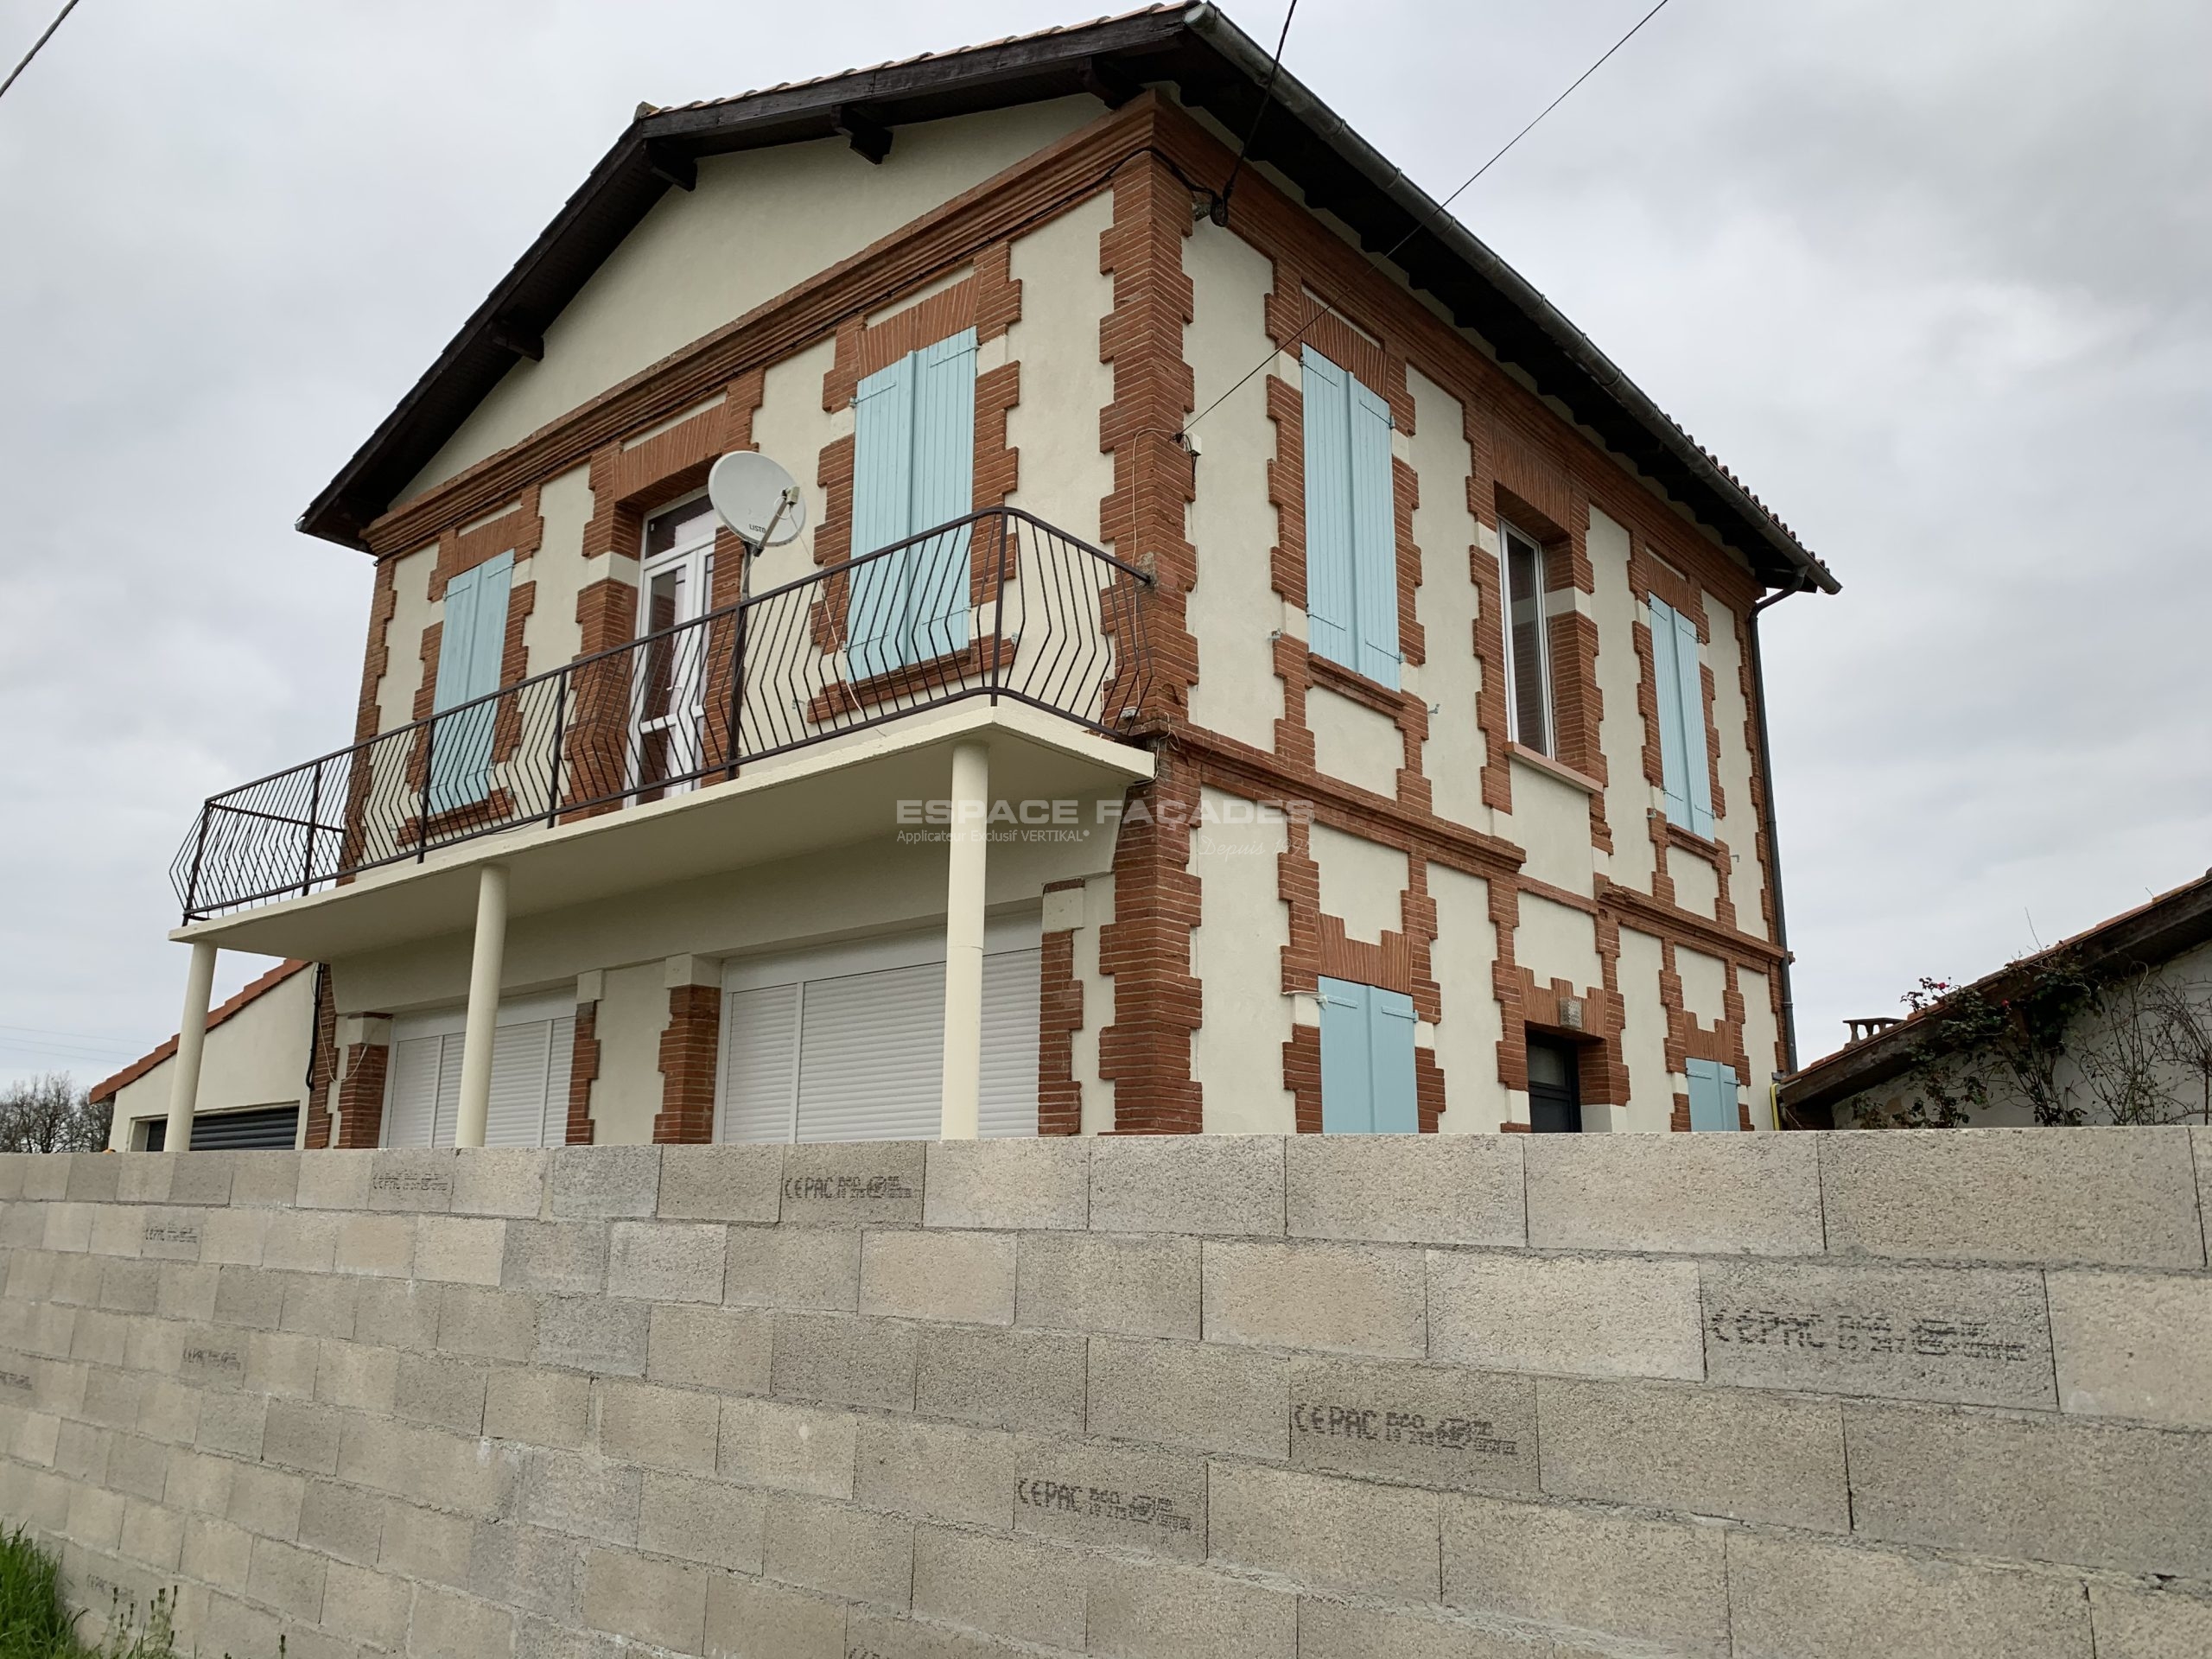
left=0, top=1529, right=197, bottom=1658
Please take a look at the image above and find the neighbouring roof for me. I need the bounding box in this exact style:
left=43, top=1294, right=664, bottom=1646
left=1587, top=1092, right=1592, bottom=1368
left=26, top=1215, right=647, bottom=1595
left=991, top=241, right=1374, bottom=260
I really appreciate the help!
left=1781, top=869, right=2212, bottom=1116
left=299, top=3, right=1837, bottom=597
left=88, top=960, right=313, bottom=1106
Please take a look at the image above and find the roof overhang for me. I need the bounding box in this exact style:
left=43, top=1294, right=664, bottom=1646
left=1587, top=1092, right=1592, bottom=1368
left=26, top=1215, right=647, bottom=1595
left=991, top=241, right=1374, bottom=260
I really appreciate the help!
left=300, top=3, right=1836, bottom=595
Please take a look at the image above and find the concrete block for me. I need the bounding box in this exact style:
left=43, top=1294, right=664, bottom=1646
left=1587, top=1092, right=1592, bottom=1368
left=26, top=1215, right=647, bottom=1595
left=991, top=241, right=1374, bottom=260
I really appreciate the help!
left=46, top=1201, right=98, bottom=1254
left=162, top=1446, right=237, bottom=1517
left=20, top=1155, right=67, bottom=1199
left=333, top=1213, right=414, bottom=1278
left=1702, top=1259, right=2057, bottom=1408
left=1286, top=1134, right=1526, bottom=1248
left=378, top=1499, right=475, bottom=1587
left=168, top=1152, right=235, bottom=1207
left=1085, top=1555, right=1299, bottom=1659
left=297, top=1479, right=384, bottom=1566
left=88, top=1206, right=144, bottom=1261
left=550, top=1146, right=660, bottom=1218
left=467, top=1520, right=585, bottom=1622
left=321, top=1560, right=410, bottom=1650
left=353, top=1277, right=442, bottom=1351
left=56, top=1414, right=111, bottom=1481
left=196, top=1207, right=267, bottom=1267
left=1427, top=1249, right=1703, bottom=1380
left=118, top=1498, right=184, bottom=1572
left=596, top=1379, right=719, bottom=1475
left=1526, top=1132, right=1821, bottom=1255
left=855, top=1416, right=1016, bottom=1529
left=100, top=1258, right=162, bottom=1315
left=451, top=1147, right=548, bottom=1217
left=1444, top=1493, right=1730, bottom=1657
left=410, top=1584, right=517, bottom=1659
left=230, top=1152, right=300, bottom=1207
left=607, top=1219, right=726, bottom=1303
left=435, top=1282, right=535, bottom=1362
left=66, top=1481, right=127, bottom=1552
left=1287, top=1357, right=1537, bottom=1494
left=703, top=1574, right=847, bottom=1659
left=64, top=1154, right=122, bottom=1204
left=1090, top=1335, right=1287, bottom=1459
left=724, top=1225, right=861, bottom=1311
left=911, top=1526, right=1087, bottom=1651
left=1844, top=1402, right=2212, bottom=1578
left=393, top=1353, right=487, bottom=1434
left=137, top=1211, right=202, bottom=1263
left=513, top=1450, right=641, bottom=1546
left=366, top=1148, right=455, bottom=1213
left=1210, top=1462, right=1440, bottom=1599
left=212, top=1265, right=285, bottom=1330
left=720, top=1397, right=858, bottom=1498
left=295, top=1152, right=373, bottom=1211
left=2089, top=1584, right=2212, bottom=1659
left=839, top=1608, right=1035, bottom=1658
left=1727, top=1530, right=2094, bottom=1659
left=1821, top=1126, right=2205, bottom=1268
left=247, top=1330, right=322, bottom=1398
left=1538, top=1376, right=1848, bottom=1529
left=637, top=1471, right=766, bottom=1572
left=772, top=1313, right=917, bottom=1410
left=536, top=1295, right=650, bottom=1377
left=2050, top=1269, right=2212, bottom=1427
left=280, top=1274, right=359, bottom=1339
left=226, top=1461, right=306, bottom=1541
left=114, top=1157, right=168, bottom=1204
left=1015, top=1230, right=1199, bottom=1339
left=647, top=1302, right=772, bottom=1394
left=861, top=1229, right=1016, bottom=1325
left=82, top=1368, right=143, bottom=1427
left=262, top=1211, right=340, bottom=1274
left=1202, top=1239, right=1427, bottom=1358
left=1011, top=1433, right=1205, bottom=1560
left=1287, top=1599, right=1560, bottom=1659
left=199, top=1591, right=283, bottom=1659
left=925, top=1137, right=1090, bottom=1230
left=762, top=1492, right=913, bottom=1608
left=658, top=1145, right=782, bottom=1222
left=105, top=1432, right=169, bottom=1500
left=485, top=1367, right=590, bottom=1449
left=69, top=1307, right=129, bottom=1365
left=915, top=1324, right=1086, bottom=1434
left=779, top=1141, right=925, bottom=1227
left=313, top=1341, right=397, bottom=1416
left=261, top=1399, right=342, bottom=1476
left=501, top=1221, right=608, bottom=1295
left=137, top=1376, right=202, bottom=1445
left=414, top=1216, right=507, bottom=1287
left=1090, top=1134, right=1284, bottom=1236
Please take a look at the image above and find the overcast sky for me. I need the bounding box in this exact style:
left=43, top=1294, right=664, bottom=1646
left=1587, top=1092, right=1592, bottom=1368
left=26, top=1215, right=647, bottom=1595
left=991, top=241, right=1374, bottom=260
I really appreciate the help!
left=2, top=0, right=2206, bottom=1089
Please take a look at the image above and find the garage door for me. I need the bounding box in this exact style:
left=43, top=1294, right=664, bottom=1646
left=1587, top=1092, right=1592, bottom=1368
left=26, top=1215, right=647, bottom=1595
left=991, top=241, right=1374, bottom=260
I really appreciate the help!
left=717, top=925, right=1041, bottom=1142
left=382, top=995, right=575, bottom=1148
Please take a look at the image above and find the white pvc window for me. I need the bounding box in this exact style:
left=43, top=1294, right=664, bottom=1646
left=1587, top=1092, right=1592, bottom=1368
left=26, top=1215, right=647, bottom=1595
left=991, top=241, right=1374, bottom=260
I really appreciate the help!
left=1501, top=520, right=1554, bottom=756
left=634, top=495, right=718, bottom=798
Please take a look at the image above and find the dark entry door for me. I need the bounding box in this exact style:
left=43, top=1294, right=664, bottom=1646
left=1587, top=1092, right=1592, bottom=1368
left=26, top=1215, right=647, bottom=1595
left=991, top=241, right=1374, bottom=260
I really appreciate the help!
left=1527, top=1037, right=1582, bottom=1133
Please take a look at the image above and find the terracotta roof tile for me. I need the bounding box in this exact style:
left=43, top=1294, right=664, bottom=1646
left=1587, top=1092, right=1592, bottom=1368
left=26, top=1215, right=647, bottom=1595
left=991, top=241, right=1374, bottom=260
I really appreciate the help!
left=88, top=960, right=313, bottom=1105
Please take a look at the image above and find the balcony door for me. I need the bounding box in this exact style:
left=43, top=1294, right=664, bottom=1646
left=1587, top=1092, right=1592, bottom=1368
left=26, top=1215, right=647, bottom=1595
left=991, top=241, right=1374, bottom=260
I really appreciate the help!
left=633, top=496, right=718, bottom=798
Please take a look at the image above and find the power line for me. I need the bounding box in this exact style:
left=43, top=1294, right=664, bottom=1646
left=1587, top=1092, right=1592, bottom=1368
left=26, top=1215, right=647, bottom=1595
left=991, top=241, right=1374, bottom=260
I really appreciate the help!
left=0, top=0, right=83, bottom=104
left=1214, top=0, right=1301, bottom=225
left=1185, top=0, right=1679, bottom=435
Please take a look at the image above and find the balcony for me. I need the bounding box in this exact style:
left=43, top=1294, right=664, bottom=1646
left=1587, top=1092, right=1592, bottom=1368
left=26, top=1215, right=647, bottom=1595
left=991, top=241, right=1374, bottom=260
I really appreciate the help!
left=169, top=509, right=1156, bottom=959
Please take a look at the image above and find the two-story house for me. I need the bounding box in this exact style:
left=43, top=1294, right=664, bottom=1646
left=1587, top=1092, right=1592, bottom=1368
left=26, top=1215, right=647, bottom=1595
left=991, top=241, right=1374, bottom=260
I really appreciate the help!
left=139, top=3, right=1838, bottom=1157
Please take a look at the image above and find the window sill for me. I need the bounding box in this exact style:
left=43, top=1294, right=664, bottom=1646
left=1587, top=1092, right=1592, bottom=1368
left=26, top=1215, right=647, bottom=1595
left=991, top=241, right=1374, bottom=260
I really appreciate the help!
left=1661, top=817, right=1725, bottom=861
left=1506, top=742, right=1604, bottom=798
left=1306, top=653, right=1406, bottom=715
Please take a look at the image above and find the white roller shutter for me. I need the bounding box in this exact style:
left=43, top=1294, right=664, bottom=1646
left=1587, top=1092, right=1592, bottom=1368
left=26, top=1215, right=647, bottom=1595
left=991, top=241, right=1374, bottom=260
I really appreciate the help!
left=382, top=1002, right=575, bottom=1148
left=484, top=1021, right=551, bottom=1147
left=720, top=984, right=801, bottom=1144
left=385, top=1035, right=443, bottom=1147
left=798, top=960, right=944, bottom=1141
left=543, top=1016, right=575, bottom=1147
left=979, top=946, right=1042, bottom=1138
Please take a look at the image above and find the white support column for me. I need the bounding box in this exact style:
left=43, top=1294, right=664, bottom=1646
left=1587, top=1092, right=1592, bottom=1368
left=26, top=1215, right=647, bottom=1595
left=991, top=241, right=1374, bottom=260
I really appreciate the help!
left=453, top=864, right=511, bottom=1149
left=939, top=739, right=990, bottom=1140
left=164, top=940, right=219, bottom=1154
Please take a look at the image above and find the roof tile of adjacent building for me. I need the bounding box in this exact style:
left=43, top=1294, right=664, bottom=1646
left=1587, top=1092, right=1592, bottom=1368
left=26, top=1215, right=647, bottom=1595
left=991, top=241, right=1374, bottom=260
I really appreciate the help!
left=297, top=3, right=1836, bottom=598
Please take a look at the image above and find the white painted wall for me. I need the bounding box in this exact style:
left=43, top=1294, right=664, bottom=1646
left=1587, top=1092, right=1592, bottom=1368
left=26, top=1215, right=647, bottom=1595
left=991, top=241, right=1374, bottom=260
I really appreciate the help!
left=1191, top=787, right=1294, bottom=1133
left=1676, top=944, right=1730, bottom=1026
left=1587, top=506, right=1654, bottom=893
left=523, top=464, right=594, bottom=672
left=1072, top=872, right=1116, bottom=1136
left=1409, top=370, right=1485, bottom=830
left=1306, top=686, right=1400, bottom=798
left=1430, top=864, right=1503, bottom=1133
left=1740, top=966, right=1781, bottom=1125
left=108, top=968, right=315, bottom=1147
left=1503, top=759, right=1597, bottom=897
left=1704, top=586, right=1768, bottom=939
left=1515, top=893, right=1602, bottom=993
left=1309, top=823, right=1407, bottom=944
left=589, top=961, right=667, bottom=1144
left=1006, top=194, right=1116, bottom=546
left=1668, top=846, right=1720, bottom=920
left=1183, top=219, right=1285, bottom=753
left=403, top=99, right=1106, bottom=499
left=1617, top=926, right=1674, bottom=1133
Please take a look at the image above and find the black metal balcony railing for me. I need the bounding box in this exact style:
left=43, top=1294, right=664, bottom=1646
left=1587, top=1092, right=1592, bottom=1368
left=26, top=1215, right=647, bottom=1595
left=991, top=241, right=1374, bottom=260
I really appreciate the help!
left=172, top=508, right=1155, bottom=921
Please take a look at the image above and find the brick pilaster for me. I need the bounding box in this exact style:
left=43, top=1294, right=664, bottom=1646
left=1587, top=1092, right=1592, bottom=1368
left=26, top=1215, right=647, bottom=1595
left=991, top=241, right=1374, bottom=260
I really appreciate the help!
left=652, top=984, right=721, bottom=1144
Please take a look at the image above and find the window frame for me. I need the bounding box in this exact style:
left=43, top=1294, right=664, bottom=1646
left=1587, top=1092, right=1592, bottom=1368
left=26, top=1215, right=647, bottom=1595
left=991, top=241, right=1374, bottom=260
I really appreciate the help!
left=1499, top=518, right=1555, bottom=757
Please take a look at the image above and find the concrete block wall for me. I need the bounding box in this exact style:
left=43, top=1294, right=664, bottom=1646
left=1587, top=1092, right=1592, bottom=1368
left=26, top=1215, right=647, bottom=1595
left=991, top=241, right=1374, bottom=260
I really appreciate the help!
left=0, top=1127, right=2209, bottom=1658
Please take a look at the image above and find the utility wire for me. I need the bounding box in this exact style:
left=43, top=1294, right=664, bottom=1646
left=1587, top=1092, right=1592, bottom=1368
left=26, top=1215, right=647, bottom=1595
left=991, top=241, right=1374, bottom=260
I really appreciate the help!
left=1215, top=0, right=1301, bottom=223
left=0, top=0, right=83, bottom=104
left=1185, top=0, right=1679, bottom=435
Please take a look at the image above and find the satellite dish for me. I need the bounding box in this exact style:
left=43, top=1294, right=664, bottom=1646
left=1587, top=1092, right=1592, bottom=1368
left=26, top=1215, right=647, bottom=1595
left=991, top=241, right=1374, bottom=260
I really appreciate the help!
left=708, top=451, right=808, bottom=548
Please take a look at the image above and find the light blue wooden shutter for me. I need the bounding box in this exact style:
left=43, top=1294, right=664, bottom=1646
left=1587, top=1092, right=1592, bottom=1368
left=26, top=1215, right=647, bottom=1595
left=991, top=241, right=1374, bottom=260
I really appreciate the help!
left=1300, top=348, right=1355, bottom=671
left=1348, top=378, right=1401, bottom=689
left=1368, top=987, right=1419, bottom=1132
left=1687, top=1058, right=1740, bottom=1132
left=429, top=550, right=512, bottom=812
left=848, top=356, right=915, bottom=682
left=1673, top=604, right=1715, bottom=837
left=1319, top=976, right=1371, bottom=1132
left=906, top=329, right=976, bottom=664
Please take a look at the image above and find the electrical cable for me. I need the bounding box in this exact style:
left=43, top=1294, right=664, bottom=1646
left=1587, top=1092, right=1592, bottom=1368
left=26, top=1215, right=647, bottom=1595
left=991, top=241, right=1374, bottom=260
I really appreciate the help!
left=1185, top=0, right=1679, bottom=436
left=0, top=0, right=83, bottom=105
left=1214, top=0, right=1301, bottom=224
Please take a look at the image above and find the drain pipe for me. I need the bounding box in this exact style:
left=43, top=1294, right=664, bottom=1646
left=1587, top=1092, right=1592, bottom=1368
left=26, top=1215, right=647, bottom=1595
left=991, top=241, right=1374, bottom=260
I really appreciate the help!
left=1749, top=578, right=1811, bottom=1079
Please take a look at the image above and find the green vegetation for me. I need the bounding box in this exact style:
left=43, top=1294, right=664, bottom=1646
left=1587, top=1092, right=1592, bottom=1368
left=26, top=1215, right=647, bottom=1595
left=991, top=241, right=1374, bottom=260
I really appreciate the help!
left=0, top=1530, right=194, bottom=1659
